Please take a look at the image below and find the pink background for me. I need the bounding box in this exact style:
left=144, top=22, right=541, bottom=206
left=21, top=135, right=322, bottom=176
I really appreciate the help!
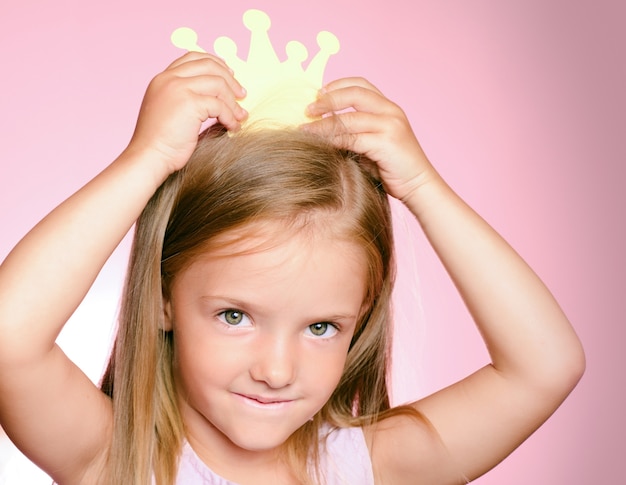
left=1, top=0, right=624, bottom=483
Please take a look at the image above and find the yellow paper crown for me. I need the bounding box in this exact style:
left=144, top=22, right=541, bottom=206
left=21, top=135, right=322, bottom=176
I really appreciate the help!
left=171, top=9, right=340, bottom=128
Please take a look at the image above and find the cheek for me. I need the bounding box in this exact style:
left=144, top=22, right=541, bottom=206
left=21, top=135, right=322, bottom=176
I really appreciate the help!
left=302, top=346, right=349, bottom=394
left=172, top=328, right=243, bottom=389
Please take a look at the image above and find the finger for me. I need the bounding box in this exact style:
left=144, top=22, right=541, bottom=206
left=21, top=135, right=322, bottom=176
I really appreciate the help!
left=167, top=51, right=230, bottom=73
left=190, top=93, right=241, bottom=132
left=303, top=111, right=388, bottom=148
left=308, top=85, right=402, bottom=118
left=183, top=75, right=248, bottom=121
left=305, top=111, right=383, bottom=135
left=323, top=77, right=384, bottom=95
left=319, top=128, right=385, bottom=182
left=302, top=117, right=382, bottom=170
left=169, top=58, right=246, bottom=99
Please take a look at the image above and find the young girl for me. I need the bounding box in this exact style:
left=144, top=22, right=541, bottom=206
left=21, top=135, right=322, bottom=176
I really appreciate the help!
left=0, top=51, right=585, bottom=484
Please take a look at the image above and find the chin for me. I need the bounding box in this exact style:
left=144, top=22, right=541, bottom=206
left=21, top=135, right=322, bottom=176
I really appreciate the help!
left=229, top=432, right=291, bottom=452
left=224, top=422, right=304, bottom=452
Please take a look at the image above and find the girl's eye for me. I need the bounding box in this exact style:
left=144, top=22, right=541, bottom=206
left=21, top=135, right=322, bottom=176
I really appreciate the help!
left=218, top=310, right=251, bottom=327
left=307, top=322, right=338, bottom=338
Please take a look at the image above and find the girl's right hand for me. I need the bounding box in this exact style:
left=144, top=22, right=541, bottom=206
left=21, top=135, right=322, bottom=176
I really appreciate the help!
left=127, top=52, right=247, bottom=175
left=0, top=51, right=246, bottom=485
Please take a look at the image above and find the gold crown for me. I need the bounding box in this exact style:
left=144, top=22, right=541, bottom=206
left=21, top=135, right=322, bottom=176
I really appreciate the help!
left=171, top=9, right=340, bottom=128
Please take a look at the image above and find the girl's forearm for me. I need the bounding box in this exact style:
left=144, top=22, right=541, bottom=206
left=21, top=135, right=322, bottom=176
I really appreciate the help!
left=0, top=148, right=169, bottom=365
left=405, top=171, right=585, bottom=388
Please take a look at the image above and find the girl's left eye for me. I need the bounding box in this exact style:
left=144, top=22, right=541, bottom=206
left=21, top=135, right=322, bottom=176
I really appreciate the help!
left=218, top=310, right=251, bottom=327
left=306, top=322, right=338, bottom=338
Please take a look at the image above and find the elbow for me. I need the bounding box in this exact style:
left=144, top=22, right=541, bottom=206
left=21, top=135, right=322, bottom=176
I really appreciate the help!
left=504, top=325, right=586, bottom=403
left=537, top=333, right=586, bottom=401
left=563, top=339, right=586, bottom=392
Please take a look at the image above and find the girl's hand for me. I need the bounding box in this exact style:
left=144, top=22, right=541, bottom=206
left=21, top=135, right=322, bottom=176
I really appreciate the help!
left=304, top=77, right=435, bottom=202
left=127, top=52, right=247, bottom=175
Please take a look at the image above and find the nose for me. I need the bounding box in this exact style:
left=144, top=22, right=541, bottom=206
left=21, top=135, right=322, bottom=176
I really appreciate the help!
left=249, top=333, right=297, bottom=388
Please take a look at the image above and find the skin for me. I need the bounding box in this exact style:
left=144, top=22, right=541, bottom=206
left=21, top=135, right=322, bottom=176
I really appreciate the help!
left=305, top=78, right=586, bottom=483
left=0, top=52, right=585, bottom=484
left=163, top=231, right=367, bottom=483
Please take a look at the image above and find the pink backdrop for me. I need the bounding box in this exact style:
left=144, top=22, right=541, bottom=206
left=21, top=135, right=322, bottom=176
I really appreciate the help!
left=1, top=0, right=624, bottom=483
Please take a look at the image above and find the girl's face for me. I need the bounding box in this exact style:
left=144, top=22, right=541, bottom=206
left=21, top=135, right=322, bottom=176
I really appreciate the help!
left=164, top=225, right=367, bottom=458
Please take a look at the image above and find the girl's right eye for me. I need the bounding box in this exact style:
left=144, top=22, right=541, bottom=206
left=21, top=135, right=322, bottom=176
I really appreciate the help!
left=218, top=309, right=251, bottom=327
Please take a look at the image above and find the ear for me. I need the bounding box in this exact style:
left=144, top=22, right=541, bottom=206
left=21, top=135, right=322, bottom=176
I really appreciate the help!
left=161, top=296, right=173, bottom=331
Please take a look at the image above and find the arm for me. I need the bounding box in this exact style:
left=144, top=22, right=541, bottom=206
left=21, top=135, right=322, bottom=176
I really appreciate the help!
left=305, top=78, right=585, bottom=484
left=0, top=52, right=246, bottom=483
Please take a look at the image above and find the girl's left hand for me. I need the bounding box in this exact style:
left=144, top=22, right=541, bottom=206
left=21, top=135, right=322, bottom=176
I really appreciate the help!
left=304, top=77, right=436, bottom=202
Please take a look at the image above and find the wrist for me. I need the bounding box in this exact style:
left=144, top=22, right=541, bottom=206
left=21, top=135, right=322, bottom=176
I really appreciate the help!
left=400, top=169, right=454, bottom=220
left=117, top=143, right=177, bottom=190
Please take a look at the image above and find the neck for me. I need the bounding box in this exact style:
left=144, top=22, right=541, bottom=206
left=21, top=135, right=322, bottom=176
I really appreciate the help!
left=183, top=418, right=296, bottom=484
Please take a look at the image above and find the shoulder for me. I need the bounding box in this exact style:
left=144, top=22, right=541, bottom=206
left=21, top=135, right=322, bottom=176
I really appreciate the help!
left=363, top=410, right=469, bottom=485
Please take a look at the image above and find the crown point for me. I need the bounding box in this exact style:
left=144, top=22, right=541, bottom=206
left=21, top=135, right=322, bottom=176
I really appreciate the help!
left=214, top=36, right=246, bottom=73
left=243, top=9, right=271, bottom=32
left=285, top=41, right=308, bottom=65
left=171, top=9, right=339, bottom=129
left=214, top=36, right=238, bottom=58
left=171, top=27, right=206, bottom=53
left=316, top=31, right=340, bottom=55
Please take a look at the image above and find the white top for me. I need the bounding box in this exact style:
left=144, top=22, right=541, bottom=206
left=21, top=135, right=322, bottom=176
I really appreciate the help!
left=175, top=425, right=375, bottom=484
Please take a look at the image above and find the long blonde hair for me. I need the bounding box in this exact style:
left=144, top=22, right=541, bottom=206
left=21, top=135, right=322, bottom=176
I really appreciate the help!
left=101, top=124, right=397, bottom=484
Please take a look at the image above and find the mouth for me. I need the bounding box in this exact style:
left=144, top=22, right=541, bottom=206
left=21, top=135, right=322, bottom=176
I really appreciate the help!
left=234, top=393, right=295, bottom=409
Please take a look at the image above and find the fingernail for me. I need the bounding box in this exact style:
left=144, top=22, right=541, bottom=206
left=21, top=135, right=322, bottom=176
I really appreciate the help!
left=238, top=107, right=248, bottom=120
